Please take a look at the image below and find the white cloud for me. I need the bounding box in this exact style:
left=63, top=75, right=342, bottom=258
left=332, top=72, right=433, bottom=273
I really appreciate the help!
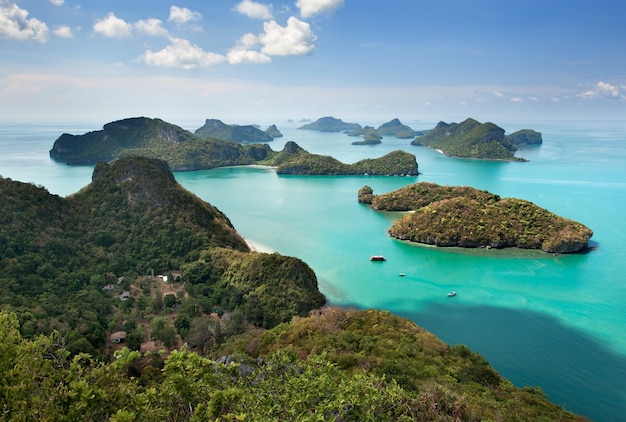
left=227, top=33, right=271, bottom=64
left=595, top=81, right=622, bottom=98
left=168, top=6, right=202, bottom=24
left=510, top=97, right=524, bottom=103
left=491, top=90, right=504, bottom=97
left=259, top=17, right=316, bottom=56
left=53, top=24, right=73, bottom=38
left=234, top=0, right=273, bottom=19
left=296, top=0, right=343, bottom=18
left=134, top=18, right=169, bottom=37
left=140, top=37, right=225, bottom=69
left=48, top=0, right=64, bottom=5
left=579, top=81, right=624, bottom=99
left=0, top=0, right=49, bottom=42
left=93, top=12, right=132, bottom=38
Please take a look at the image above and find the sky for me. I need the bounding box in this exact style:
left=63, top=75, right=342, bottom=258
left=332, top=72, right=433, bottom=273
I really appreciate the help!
left=1, top=0, right=625, bottom=127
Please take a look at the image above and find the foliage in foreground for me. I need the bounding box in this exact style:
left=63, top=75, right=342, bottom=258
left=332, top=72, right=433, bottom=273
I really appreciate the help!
left=0, top=310, right=586, bottom=421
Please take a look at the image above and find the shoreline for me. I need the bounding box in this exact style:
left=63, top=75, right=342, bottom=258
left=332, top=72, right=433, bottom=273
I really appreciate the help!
left=245, top=238, right=275, bottom=253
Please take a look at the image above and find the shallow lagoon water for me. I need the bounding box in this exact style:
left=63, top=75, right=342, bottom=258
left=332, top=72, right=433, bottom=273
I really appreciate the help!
left=1, top=120, right=625, bottom=421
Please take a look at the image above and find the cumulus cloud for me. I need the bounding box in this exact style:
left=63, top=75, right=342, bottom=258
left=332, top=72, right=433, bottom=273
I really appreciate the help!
left=227, top=33, right=271, bottom=64
left=234, top=0, right=273, bottom=19
left=140, top=37, right=225, bottom=69
left=93, top=12, right=132, bottom=38
left=259, top=17, right=316, bottom=56
left=134, top=18, right=169, bottom=37
left=168, top=6, right=202, bottom=24
left=296, top=0, right=344, bottom=18
left=53, top=24, right=73, bottom=38
left=580, top=81, right=624, bottom=99
left=0, top=0, right=49, bottom=42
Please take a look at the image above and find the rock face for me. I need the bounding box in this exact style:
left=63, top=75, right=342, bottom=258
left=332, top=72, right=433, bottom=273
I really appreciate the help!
left=265, top=124, right=283, bottom=138
left=298, top=116, right=362, bottom=132
left=50, top=117, right=197, bottom=164
left=195, top=119, right=273, bottom=143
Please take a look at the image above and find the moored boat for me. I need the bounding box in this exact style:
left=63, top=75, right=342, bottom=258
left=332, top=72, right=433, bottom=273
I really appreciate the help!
left=370, top=255, right=386, bottom=261
left=447, top=291, right=457, bottom=297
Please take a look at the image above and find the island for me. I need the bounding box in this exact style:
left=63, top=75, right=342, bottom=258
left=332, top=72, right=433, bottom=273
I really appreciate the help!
left=194, top=118, right=282, bottom=143
left=275, top=142, right=418, bottom=175
left=376, top=118, right=423, bottom=138
left=0, top=157, right=586, bottom=421
left=297, top=116, right=362, bottom=132
left=411, top=118, right=542, bottom=161
left=49, top=117, right=418, bottom=175
left=359, top=182, right=592, bottom=253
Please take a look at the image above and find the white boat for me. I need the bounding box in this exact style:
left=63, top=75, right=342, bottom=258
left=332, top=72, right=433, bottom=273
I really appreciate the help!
left=447, top=291, right=457, bottom=297
left=370, top=255, right=386, bottom=261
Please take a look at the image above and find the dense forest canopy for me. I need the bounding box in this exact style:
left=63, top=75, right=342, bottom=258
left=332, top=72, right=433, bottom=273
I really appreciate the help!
left=0, top=157, right=325, bottom=355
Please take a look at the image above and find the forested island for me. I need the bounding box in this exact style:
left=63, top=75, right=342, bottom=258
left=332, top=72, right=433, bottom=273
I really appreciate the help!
left=0, top=157, right=586, bottom=420
left=48, top=117, right=417, bottom=175
left=359, top=182, right=592, bottom=253
left=194, top=118, right=281, bottom=142
left=410, top=118, right=542, bottom=161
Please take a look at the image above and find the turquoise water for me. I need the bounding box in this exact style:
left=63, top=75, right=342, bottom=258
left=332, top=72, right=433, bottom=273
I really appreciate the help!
left=1, top=120, right=625, bottom=421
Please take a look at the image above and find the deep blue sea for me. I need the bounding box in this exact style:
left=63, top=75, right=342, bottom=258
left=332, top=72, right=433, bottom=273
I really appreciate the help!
left=1, top=119, right=625, bottom=421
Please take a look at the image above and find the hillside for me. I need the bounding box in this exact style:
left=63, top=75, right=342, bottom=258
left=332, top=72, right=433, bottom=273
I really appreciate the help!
left=0, top=157, right=325, bottom=354
left=49, top=117, right=417, bottom=175
left=49, top=117, right=197, bottom=164
left=0, top=308, right=586, bottom=421
left=376, top=118, right=422, bottom=138
left=298, top=116, right=362, bottom=132
left=411, top=118, right=536, bottom=161
left=359, top=182, right=593, bottom=253
left=272, top=142, right=418, bottom=175
left=194, top=118, right=278, bottom=143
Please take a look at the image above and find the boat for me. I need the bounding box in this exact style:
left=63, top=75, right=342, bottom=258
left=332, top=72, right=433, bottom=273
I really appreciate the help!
left=398, top=273, right=405, bottom=277
left=369, top=255, right=386, bottom=261
left=447, top=291, right=457, bottom=297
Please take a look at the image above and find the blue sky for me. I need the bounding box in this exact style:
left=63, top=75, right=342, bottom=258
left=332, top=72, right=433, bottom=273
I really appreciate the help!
left=1, top=0, right=625, bottom=126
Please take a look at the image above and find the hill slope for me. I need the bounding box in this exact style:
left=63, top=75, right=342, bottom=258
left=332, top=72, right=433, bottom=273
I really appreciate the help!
left=0, top=157, right=325, bottom=352
left=359, top=182, right=592, bottom=253
left=411, top=118, right=535, bottom=161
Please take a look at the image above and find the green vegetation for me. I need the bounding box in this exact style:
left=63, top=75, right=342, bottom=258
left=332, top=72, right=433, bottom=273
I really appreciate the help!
left=360, top=182, right=593, bottom=253
left=351, top=127, right=383, bottom=145
left=0, top=156, right=587, bottom=420
left=273, top=143, right=418, bottom=175
left=506, top=129, right=543, bottom=147
left=49, top=117, right=416, bottom=175
left=194, top=118, right=279, bottom=143
left=298, top=116, right=362, bottom=132
left=411, top=118, right=535, bottom=161
left=0, top=309, right=586, bottom=421
left=0, top=156, right=325, bottom=354
left=376, top=118, right=422, bottom=138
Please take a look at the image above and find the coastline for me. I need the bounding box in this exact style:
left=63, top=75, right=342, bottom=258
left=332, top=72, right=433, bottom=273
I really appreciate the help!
left=245, top=238, right=275, bottom=253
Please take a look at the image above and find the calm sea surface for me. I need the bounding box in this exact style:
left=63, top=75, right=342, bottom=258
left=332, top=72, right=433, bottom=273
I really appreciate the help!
left=1, top=119, right=625, bottom=421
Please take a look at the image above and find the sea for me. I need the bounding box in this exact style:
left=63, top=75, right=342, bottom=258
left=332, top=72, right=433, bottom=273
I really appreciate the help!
left=1, top=119, right=625, bottom=421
